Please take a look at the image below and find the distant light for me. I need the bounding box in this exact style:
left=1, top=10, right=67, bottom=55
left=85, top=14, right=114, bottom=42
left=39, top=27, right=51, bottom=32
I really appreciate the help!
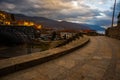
left=37, top=25, right=42, bottom=29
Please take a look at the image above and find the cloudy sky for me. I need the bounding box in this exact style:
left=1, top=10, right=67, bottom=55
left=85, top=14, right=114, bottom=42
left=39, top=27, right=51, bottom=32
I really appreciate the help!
left=0, top=0, right=120, bottom=28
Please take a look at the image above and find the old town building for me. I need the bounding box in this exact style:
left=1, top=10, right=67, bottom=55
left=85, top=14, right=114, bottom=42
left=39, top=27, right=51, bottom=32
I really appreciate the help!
left=0, top=10, right=15, bottom=25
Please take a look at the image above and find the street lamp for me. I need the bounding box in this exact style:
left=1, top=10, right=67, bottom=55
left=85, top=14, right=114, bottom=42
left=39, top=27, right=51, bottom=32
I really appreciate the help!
left=111, top=0, right=117, bottom=27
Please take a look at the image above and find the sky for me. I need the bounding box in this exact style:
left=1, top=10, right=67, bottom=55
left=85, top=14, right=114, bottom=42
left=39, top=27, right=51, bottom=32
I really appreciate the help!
left=0, top=0, right=120, bottom=28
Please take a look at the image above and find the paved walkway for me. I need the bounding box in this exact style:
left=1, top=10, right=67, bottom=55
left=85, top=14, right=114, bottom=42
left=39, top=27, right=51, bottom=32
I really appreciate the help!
left=0, top=36, right=120, bottom=80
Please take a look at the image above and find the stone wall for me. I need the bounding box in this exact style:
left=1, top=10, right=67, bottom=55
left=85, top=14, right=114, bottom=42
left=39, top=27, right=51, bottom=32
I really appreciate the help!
left=117, top=12, right=120, bottom=26
left=105, top=12, right=120, bottom=40
left=105, top=26, right=120, bottom=40
left=0, top=36, right=89, bottom=77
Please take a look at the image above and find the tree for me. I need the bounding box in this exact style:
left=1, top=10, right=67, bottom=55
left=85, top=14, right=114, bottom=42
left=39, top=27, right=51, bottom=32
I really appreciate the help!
left=51, top=31, right=56, bottom=41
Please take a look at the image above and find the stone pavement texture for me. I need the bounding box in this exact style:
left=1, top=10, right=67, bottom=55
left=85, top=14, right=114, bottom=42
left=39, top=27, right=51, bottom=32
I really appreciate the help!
left=0, top=36, right=120, bottom=80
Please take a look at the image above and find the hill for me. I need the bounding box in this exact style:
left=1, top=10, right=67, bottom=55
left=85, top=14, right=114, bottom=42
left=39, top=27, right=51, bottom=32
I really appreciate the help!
left=13, top=13, right=104, bottom=31
left=14, top=14, right=88, bottom=30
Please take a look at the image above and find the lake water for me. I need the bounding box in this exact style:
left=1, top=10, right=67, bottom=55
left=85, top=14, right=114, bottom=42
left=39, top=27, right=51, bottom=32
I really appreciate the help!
left=97, top=31, right=105, bottom=34
left=0, top=44, right=42, bottom=59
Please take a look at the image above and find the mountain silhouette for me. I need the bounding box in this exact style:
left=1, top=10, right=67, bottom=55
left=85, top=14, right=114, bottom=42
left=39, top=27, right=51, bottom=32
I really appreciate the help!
left=13, top=13, right=105, bottom=31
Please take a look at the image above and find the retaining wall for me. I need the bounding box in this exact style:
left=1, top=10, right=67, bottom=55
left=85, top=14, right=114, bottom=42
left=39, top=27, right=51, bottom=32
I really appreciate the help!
left=0, top=36, right=90, bottom=77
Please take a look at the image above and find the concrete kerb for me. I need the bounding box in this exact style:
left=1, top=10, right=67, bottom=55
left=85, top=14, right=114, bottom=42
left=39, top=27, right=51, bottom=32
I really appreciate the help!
left=0, top=37, right=90, bottom=77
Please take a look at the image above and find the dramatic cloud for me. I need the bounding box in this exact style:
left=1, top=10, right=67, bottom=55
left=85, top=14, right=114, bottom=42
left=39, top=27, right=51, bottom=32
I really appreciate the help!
left=0, top=0, right=120, bottom=28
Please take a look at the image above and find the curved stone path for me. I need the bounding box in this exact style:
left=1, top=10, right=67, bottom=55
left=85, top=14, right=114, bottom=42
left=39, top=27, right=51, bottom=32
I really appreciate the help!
left=0, top=36, right=120, bottom=80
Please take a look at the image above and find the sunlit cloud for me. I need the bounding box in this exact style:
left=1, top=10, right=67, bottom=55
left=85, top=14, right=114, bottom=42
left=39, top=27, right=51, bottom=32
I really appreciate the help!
left=0, top=0, right=119, bottom=28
